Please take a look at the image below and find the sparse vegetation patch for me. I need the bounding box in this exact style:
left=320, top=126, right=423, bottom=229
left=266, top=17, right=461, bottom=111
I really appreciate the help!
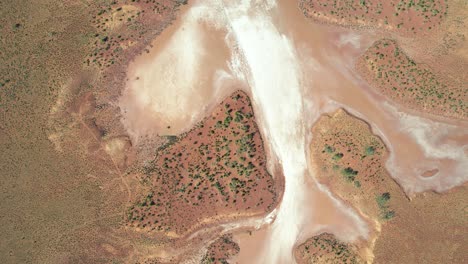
left=310, top=109, right=404, bottom=226
left=127, top=91, right=277, bottom=236
left=299, top=0, right=448, bottom=35
left=295, top=233, right=363, bottom=264
left=376, top=192, right=396, bottom=220
left=201, top=234, right=240, bottom=264
left=357, top=39, right=467, bottom=119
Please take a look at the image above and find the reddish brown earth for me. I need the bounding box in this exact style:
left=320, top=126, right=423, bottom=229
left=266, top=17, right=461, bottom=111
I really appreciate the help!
left=126, top=91, right=278, bottom=238
left=48, top=0, right=190, bottom=173
left=304, top=109, right=467, bottom=263
left=310, top=109, right=406, bottom=227
left=87, top=0, right=187, bottom=69
left=0, top=0, right=267, bottom=263
left=357, top=39, right=467, bottom=119
left=373, top=186, right=467, bottom=263
left=40, top=2, right=281, bottom=262
left=295, top=233, right=363, bottom=264
left=2, top=0, right=466, bottom=263
left=299, top=0, right=447, bottom=35
left=58, top=1, right=193, bottom=165
left=201, top=234, right=240, bottom=264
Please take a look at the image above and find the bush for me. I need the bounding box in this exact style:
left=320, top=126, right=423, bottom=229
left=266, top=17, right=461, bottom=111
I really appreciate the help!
left=332, top=153, right=344, bottom=160
left=383, top=210, right=395, bottom=220
left=324, top=145, right=335, bottom=153
left=341, top=167, right=358, bottom=182
left=376, top=192, right=391, bottom=208
left=365, top=146, right=375, bottom=155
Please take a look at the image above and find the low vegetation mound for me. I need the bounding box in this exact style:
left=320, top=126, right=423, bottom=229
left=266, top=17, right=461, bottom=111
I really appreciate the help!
left=309, top=109, right=467, bottom=262
left=311, top=109, right=405, bottom=223
left=299, top=0, right=447, bottom=35
left=357, top=39, right=467, bottom=119
left=127, top=91, right=277, bottom=237
left=295, top=233, right=363, bottom=264
left=201, top=234, right=240, bottom=264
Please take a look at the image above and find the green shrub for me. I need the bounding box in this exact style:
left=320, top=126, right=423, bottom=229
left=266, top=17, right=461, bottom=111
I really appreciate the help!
left=383, top=210, right=395, bottom=220
left=324, top=145, right=335, bottom=153
left=332, top=153, right=344, bottom=160
left=365, top=146, right=375, bottom=155
left=376, top=192, right=391, bottom=208
left=341, top=167, right=358, bottom=182
left=229, top=178, right=245, bottom=192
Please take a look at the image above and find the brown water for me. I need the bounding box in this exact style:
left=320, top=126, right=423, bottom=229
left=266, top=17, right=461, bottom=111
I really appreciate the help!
left=119, top=0, right=468, bottom=263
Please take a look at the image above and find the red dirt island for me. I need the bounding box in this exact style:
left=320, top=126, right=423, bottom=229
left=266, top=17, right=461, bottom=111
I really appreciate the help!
left=295, top=233, right=363, bottom=264
left=304, top=109, right=467, bottom=263
left=357, top=39, right=467, bottom=119
left=310, top=109, right=406, bottom=232
left=126, top=91, right=278, bottom=238
left=299, top=0, right=447, bottom=35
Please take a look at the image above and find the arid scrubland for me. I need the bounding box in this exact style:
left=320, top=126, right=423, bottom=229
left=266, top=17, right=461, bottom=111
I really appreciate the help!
left=1, top=0, right=466, bottom=263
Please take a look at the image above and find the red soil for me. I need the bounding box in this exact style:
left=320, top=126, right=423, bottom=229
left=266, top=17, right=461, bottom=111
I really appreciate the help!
left=357, top=39, right=467, bottom=119
left=308, top=109, right=467, bottom=263
left=202, top=234, right=240, bottom=264
left=87, top=0, right=187, bottom=69
left=310, top=109, right=406, bottom=225
left=126, top=91, right=278, bottom=237
left=295, top=233, right=363, bottom=264
left=299, top=0, right=448, bottom=35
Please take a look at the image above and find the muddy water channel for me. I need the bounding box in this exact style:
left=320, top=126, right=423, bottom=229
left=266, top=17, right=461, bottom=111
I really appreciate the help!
left=119, top=0, right=468, bottom=263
